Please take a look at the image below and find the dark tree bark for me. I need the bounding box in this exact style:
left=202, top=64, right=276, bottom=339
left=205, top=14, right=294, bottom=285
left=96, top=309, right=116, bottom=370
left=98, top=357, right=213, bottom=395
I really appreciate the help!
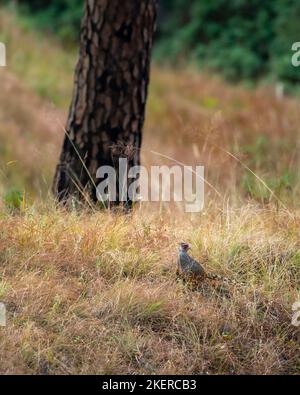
left=53, top=0, right=158, bottom=204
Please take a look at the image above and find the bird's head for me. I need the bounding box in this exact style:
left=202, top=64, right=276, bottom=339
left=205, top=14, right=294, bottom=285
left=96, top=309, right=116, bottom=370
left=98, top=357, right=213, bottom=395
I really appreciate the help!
left=179, top=242, right=191, bottom=252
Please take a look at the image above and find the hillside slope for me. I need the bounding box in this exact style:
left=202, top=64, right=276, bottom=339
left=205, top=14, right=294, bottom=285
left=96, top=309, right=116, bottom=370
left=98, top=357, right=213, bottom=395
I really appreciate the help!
left=0, top=69, right=64, bottom=196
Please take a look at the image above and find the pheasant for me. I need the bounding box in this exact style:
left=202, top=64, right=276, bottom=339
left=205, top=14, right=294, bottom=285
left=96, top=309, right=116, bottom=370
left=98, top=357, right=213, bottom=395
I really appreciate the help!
left=177, top=242, right=237, bottom=284
left=177, top=242, right=206, bottom=278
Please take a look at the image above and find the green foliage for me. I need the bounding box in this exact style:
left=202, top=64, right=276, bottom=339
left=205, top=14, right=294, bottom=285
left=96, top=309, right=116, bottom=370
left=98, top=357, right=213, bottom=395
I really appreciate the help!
left=270, top=0, right=300, bottom=84
left=5, top=0, right=83, bottom=43
left=157, top=0, right=300, bottom=85
left=4, top=0, right=300, bottom=85
left=239, top=136, right=298, bottom=201
left=241, top=170, right=296, bottom=202
left=4, top=189, right=24, bottom=210
left=242, top=135, right=270, bottom=167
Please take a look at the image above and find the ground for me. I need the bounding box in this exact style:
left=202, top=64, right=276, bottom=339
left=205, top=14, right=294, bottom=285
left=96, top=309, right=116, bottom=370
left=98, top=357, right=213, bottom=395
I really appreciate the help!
left=0, top=10, right=299, bottom=374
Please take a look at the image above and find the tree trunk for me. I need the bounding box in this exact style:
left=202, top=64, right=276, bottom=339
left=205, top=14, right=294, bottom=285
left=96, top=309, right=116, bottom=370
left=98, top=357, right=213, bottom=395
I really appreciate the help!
left=53, top=0, right=158, bottom=205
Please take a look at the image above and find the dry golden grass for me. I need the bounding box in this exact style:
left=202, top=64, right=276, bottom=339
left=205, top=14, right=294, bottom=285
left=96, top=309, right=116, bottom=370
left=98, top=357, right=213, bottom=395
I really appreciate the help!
left=0, top=206, right=300, bottom=374
left=0, top=9, right=299, bottom=374
left=0, top=203, right=299, bottom=374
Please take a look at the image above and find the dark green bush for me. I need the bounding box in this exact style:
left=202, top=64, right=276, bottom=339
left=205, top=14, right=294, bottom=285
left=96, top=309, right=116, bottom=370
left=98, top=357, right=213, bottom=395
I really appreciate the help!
left=157, top=0, right=300, bottom=85
left=3, top=0, right=300, bottom=85
left=5, top=0, right=83, bottom=43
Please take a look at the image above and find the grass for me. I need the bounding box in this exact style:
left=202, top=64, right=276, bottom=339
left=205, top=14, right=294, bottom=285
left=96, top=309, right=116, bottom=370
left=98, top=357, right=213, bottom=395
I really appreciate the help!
left=0, top=8, right=76, bottom=107
left=0, top=9, right=299, bottom=374
left=0, top=203, right=299, bottom=374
